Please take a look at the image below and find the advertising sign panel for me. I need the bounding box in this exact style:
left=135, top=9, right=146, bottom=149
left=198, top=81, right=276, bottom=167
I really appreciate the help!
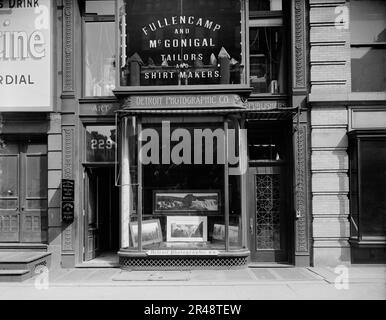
left=0, top=0, right=52, bottom=110
left=118, top=0, right=242, bottom=87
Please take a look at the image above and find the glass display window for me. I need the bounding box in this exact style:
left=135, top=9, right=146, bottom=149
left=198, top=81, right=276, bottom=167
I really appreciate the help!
left=125, top=120, right=243, bottom=251
left=117, top=0, right=243, bottom=87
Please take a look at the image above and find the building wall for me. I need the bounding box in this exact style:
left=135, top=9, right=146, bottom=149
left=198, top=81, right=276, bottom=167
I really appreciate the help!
left=48, top=0, right=386, bottom=267
left=309, top=0, right=351, bottom=265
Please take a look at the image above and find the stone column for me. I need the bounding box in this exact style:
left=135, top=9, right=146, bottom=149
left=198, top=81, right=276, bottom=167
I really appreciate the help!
left=308, top=0, right=351, bottom=265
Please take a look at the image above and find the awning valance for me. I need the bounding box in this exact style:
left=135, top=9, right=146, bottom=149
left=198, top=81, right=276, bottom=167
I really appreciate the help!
left=116, top=106, right=298, bottom=119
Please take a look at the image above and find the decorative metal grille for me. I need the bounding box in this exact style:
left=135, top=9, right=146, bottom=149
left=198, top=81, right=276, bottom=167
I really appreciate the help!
left=120, top=256, right=247, bottom=270
left=34, top=261, right=47, bottom=268
left=255, top=174, right=281, bottom=250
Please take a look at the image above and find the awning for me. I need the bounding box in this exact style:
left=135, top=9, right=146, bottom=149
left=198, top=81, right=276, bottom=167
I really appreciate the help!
left=244, top=107, right=299, bottom=120
left=116, top=106, right=298, bottom=120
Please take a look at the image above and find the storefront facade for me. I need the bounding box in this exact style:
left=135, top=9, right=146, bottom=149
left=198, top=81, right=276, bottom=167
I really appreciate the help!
left=110, top=0, right=310, bottom=269
left=0, top=0, right=383, bottom=270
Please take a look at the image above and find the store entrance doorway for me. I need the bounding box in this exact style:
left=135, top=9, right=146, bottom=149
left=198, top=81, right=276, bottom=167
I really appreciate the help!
left=246, top=120, right=293, bottom=264
left=0, top=135, right=47, bottom=243
left=83, top=166, right=119, bottom=261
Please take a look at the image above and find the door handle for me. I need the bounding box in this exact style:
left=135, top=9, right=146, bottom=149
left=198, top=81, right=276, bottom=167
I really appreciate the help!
left=249, top=218, right=254, bottom=235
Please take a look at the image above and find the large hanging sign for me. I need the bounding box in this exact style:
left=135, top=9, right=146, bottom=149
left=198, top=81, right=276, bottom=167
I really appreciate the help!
left=0, top=0, right=52, bottom=111
left=118, top=0, right=242, bottom=87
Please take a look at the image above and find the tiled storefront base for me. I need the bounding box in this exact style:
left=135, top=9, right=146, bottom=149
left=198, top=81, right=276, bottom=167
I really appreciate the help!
left=119, top=250, right=249, bottom=270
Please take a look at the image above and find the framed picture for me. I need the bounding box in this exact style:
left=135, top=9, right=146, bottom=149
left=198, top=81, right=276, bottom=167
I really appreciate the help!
left=212, top=224, right=240, bottom=245
left=129, top=219, right=162, bottom=247
left=153, top=190, right=220, bottom=214
left=166, top=216, right=208, bottom=242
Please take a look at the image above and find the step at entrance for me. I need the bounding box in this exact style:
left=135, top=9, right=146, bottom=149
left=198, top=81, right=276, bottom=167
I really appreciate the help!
left=0, top=270, right=30, bottom=282
left=0, top=252, right=51, bottom=282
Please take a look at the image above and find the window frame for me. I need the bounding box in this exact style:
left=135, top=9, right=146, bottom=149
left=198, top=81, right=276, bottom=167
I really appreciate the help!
left=114, top=0, right=249, bottom=93
left=348, top=130, right=386, bottom=244
left=123, top=116, right=244, bottom=252
left=82, top=7, right=116, bottom=98
left=349, top=0, right=386, bottom=93
left=247, top=0, right=288, bottom=96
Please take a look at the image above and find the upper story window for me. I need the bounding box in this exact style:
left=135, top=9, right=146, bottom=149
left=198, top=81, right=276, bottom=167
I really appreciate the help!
left=83, top=0, right=116, bottom=97
left=117, top=0, right=244, bottom=88
left=350, top=0, right=386, bottom=92
left=248, top=0, right=287, bottom=95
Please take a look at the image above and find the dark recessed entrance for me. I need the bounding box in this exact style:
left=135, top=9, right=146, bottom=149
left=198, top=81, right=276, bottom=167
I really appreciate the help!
left=83, top=166, right=119, bottom=261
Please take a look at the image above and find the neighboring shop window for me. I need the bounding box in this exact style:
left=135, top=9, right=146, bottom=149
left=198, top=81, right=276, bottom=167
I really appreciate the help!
left=84, top=1, right=116, bottom=96
left=248, top=0, right=287, bottom=94
left=85, top=125, right=117, bottom=162
left=349, top=132, right=386, bottom=242
left=117, top=0, right=243, bottom=87
left=350, top=0, right=386, bottom=92
left=128, top=122, right=242, bottom=250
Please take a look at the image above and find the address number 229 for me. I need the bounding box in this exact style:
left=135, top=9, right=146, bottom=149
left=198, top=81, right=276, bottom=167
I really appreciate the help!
left=90, top=139, right=114, bottom=150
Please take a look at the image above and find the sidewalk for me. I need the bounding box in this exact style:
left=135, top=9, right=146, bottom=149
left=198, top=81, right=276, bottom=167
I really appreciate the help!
left=0, top=266, right=385, bottom=300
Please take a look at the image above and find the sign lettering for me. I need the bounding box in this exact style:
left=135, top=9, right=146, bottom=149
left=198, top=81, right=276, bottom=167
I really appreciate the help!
left=0, top=0, right=52, bottom=110
left=147, top=250, right=219, bottom=256
left=128, top=94, right=244, bottom=109
left=119, top=0, right=241, bottom=86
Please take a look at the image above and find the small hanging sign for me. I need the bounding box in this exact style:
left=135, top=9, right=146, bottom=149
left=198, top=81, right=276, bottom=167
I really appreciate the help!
left=62, top=201, right=74, bottom=222
left=62, top=179, right=75, bottom=222
left=62, top=179, right=75, bottom=201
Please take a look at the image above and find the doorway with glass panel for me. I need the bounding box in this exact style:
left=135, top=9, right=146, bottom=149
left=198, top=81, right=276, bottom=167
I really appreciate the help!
left=246, top=121, right=293, bottom=263
left=0, top=135, right=48, bottom=243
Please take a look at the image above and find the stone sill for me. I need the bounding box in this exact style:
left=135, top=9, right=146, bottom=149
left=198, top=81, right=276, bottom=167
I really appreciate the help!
left=309, top=92, right=386, bottom=104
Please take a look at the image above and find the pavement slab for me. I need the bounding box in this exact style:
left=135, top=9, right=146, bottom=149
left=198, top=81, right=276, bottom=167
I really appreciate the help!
left=308, top=266, right=386, bottom=284
left=251, top=268, right=322, bottom=281
left=112, top=271, right=191, bottom=281
left=0, top=266, right=385, bottom=300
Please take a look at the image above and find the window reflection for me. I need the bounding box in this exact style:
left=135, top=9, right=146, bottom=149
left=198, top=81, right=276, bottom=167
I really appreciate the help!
left=351, top=48, right=386, bottom=92
left=351, top=0, right=386, bottom=44
left=350, top=0, right=386, bottom=92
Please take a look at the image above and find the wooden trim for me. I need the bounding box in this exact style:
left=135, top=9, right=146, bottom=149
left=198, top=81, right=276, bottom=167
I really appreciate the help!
left=137, top=118, right=143, bottom=251
left=350, top=42, right=386, bottom=47
left=239, top=118, right=248, bottom=249
left=79, top=97, right=118, bottom=103
left=224, top=120, right=230, bottom=251
left=113, top=86, right=253, bottom=97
